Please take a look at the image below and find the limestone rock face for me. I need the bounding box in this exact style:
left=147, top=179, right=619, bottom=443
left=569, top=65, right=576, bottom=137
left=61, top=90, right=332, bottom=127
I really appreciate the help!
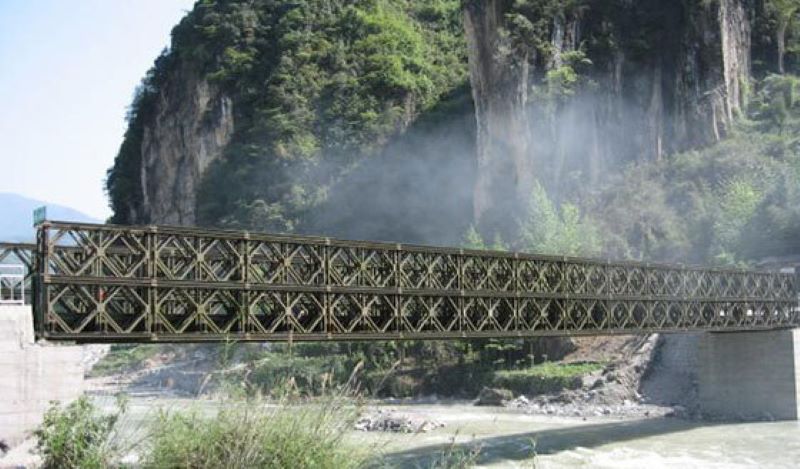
left=139, top=65, right=233, bottom=225
left=464, top=0, right=533, bottom=234
left=463, top=0, right=753, bottom=230
left=122, top=0, right=757, bottom=231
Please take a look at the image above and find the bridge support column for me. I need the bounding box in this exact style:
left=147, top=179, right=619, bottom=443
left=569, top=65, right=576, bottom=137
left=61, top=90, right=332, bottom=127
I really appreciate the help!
left=0, top=305, right=85, bottom=446
left=697, top=329, right=800, bottom=420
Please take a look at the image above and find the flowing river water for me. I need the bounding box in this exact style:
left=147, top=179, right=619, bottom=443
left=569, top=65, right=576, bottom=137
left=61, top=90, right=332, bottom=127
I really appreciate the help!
left=360, top=404, right=800, bottom=468
left=90, top=397, right=800, bottom=468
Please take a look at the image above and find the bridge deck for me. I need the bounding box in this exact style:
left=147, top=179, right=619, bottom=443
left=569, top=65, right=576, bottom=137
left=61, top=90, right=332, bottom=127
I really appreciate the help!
left=14, top=221, right=800, bottom=342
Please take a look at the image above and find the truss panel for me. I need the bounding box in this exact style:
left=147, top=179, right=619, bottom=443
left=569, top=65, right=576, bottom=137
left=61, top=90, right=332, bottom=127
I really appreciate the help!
left=24, top=221, right=800, bottom=342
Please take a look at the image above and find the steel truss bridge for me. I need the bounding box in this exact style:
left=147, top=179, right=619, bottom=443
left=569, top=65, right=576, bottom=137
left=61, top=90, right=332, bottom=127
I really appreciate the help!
left=1, top=221, right=798, bottom=343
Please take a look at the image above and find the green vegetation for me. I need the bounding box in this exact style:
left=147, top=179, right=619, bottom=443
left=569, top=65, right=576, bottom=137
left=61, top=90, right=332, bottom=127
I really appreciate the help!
left=34, top=392, right=495, bottom=468
left=87, top=344, right=160, bottom=377
left=459, top=74, right=800, bottom=265
left=144, top=398, right=366, bottom=469
left=107, top=0, right=468, bottom=232
left=89, top=338, right=591, bottom=400
left=493, top=362, right=604, bottom=396
left=589, top=74, right=800, bottom=264
left=34, top=397, right=120, bottom=469
left=461, top=181, right=601, bottom=258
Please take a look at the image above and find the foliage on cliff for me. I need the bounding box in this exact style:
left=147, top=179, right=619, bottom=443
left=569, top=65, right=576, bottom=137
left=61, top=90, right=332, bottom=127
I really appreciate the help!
left=106, top=0, right=468, bottom=231
left=462, top=73, right=800, bottom=265
left=590, top=74, right=800, bottom=264
left=106, top=0, right=800, bottom=262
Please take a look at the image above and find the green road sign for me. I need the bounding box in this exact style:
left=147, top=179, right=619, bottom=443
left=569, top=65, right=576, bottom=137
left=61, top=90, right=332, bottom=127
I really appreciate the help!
left=33, top=206, right=47, bottom=226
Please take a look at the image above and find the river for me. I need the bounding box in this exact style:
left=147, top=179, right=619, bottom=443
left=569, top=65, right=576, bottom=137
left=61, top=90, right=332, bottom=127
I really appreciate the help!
left=358, top=403, right=800, bottom=468
left=93, top=396, right=800, bottom=468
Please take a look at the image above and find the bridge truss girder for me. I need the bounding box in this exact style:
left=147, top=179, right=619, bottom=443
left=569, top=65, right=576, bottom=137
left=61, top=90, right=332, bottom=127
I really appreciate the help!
left=23, top=221, right=800, bottom=343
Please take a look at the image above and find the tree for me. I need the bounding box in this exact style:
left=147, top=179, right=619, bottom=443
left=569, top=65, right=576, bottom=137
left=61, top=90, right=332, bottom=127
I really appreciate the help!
left=517, top=182, right=601, bottom=257
left=767, top=0, right=800, bottom=73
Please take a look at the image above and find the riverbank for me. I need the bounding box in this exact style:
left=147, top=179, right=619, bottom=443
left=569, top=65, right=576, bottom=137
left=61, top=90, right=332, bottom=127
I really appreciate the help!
left=5, top=394, right=797, bottom=468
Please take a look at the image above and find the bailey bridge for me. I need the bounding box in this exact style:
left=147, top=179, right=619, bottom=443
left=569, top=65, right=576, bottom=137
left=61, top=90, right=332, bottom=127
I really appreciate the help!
left=1, top=220, right=800, bottom=420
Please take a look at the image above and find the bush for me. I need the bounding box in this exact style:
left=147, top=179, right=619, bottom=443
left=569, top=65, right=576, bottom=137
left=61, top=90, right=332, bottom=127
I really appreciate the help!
left=242, top=352, right=364, bottom=397
left=34, top=397, right=120, bottom=469
left=142, top=396, right=367, bottom=469
left=492, top=362, right=603, bottom=396
left=88, top=344, right=160, bottom=377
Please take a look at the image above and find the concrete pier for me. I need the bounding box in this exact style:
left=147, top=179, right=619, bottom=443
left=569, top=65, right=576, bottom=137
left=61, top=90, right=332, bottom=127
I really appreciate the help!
left=0, top=305, right=85, bottom=445
left=698, top=329, right=800, bottom=420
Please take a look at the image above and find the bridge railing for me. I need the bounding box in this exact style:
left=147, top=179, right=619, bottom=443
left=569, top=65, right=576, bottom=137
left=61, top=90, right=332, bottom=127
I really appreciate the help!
left=32, top=220, right=800, bottom=342
left=0, top=242, right=35, bottom=305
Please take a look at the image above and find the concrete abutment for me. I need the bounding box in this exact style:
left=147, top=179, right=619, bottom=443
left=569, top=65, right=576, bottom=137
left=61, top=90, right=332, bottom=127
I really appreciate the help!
left=0, top=305, right=86, bottom=446
left=698, top=328, right=800, bottom=420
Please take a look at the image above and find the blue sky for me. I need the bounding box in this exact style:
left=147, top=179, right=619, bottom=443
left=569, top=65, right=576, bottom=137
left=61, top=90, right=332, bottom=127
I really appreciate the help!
left=0, top=0, right=194, bottom=220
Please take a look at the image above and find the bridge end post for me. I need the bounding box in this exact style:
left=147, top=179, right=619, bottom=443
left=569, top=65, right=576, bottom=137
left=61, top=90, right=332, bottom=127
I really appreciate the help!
left=697, top=329, right=800, bottom=421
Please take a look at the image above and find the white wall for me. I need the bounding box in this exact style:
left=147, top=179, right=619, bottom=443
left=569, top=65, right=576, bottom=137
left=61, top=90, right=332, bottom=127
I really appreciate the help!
left=0, top=306, right=85, bottom=445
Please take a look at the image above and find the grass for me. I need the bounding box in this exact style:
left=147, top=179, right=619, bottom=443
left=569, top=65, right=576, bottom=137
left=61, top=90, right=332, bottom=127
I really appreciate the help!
left=35, top=392, right=374, bottom=468
left=87, top=344, right=161, bottom=377
left=34, top=387, right=495, bottom=468
left=492, top=362, right=605, bottom=396
left=143, top=397, right=368, bottom=469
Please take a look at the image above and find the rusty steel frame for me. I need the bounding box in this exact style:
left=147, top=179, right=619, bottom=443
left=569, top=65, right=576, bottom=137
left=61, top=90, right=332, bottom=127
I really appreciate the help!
left=28, top=220, right=800, bottom=343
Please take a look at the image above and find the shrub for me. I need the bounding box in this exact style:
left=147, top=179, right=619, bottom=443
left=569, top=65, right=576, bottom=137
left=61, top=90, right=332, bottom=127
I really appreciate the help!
left=492, top=362, right=603, bottom=396
left=244, top=353, right=362, bottom=397
left=34, top=396, right=120, bottom=469
left=88, top=344, right=160, bottom=377
left=142, top=396, right=367, bottom=469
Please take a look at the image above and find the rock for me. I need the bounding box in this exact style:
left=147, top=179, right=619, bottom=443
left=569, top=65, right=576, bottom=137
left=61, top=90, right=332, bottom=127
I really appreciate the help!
left=591, top=378, right=604, bottom=389
left=475, top=387, right=513, bottom=406
left=506, top=395, right=530, bottom=408
left=355, top=410, right=445, bottom=433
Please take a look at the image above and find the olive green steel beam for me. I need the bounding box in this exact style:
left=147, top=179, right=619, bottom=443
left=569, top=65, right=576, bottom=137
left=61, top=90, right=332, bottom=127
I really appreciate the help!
left=26, top=220, right=800, bottom=343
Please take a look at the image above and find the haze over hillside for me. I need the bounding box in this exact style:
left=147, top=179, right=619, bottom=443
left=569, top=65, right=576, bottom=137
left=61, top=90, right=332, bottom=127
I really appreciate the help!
left=0, top=193, right=99, bottom=242
left=106, top=0, right=800, bottom=266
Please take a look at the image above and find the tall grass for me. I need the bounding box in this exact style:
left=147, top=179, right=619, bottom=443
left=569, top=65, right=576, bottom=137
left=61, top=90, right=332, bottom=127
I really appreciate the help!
left=142, top=395, right=368, bottom=469
left=35, top=368, right=487, bottom=468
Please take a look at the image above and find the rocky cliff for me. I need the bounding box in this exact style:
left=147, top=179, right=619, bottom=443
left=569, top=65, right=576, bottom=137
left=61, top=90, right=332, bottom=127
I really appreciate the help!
left=464, top=0, right=754, bottom=230
left=139, top=65, right=233, bottom=225
left=107, top=0, right=788, bottom=242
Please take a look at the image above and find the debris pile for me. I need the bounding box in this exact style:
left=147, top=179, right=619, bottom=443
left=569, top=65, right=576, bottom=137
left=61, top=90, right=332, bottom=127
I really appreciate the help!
left=355, top=409, right=445, bottom=433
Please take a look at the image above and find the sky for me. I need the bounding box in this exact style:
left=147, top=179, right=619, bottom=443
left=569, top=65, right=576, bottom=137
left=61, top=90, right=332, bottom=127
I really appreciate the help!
left=0, top=0, right=194, bottom=220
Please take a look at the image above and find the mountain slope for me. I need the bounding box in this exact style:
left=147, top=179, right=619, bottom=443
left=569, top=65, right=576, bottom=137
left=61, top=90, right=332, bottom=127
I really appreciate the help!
left=105, top=0, right=800, bottom=263
left=0, top=193, right=99, bottom=242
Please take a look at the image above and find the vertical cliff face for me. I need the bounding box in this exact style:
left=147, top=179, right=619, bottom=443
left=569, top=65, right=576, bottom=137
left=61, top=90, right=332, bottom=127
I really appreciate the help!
left=464, top=0, right=753, bottom=230
left=139, top=66, right=234, bottom=225
left=108, top=0, right=773, bottom=240
left=719, top=0, right=751, bottom=121
left=464, top=0, right=533, bottom=232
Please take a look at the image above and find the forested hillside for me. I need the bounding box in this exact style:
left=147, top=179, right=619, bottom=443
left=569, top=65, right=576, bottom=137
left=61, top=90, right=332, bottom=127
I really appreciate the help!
left=106, top=0, right=800, bottom=265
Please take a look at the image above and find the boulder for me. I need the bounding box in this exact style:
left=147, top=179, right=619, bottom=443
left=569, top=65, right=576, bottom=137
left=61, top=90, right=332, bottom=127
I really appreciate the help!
left=475, top=387, right=513, bottom=406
